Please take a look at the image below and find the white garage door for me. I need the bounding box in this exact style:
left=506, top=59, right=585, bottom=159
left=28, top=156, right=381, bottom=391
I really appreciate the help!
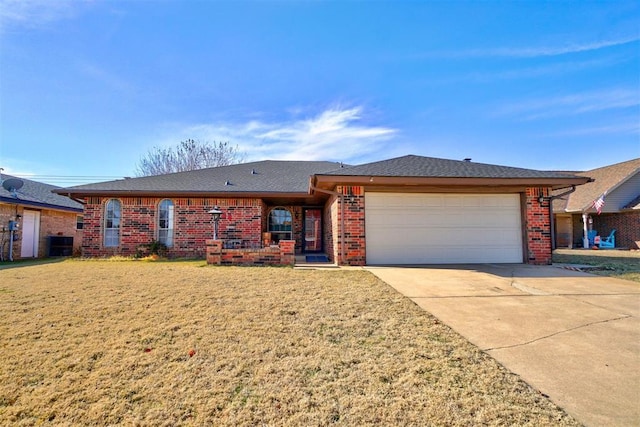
left=365, top=193, right=523, bottom=264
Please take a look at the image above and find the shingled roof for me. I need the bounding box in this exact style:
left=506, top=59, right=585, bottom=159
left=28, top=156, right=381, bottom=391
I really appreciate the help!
left=553, top=158, right=640, bottom=213
left=55, top=160, right=343, bottom=196
left=0, top=174, right=83, bottom=211
left=312, top=155, right=589, bottom=190
left=322, top=155, right=579, bottom=178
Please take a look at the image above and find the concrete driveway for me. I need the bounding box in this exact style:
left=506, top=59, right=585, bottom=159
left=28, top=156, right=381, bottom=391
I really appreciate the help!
left=367, top=264, right=640, bottom=427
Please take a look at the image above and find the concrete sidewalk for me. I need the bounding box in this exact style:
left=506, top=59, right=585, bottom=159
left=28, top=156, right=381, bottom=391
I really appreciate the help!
left=367, top=264, right=640, bottom=427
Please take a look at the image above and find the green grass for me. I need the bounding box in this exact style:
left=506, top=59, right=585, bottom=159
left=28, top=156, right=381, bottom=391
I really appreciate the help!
left=553, top=249, right=640, bottom=283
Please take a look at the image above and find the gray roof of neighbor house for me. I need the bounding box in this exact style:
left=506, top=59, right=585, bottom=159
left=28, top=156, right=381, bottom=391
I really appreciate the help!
left=0, top=174, right=83, bottom=211
left=553, top=158, right=640, bottom=213
left=54, top=161, right=344, bottom=196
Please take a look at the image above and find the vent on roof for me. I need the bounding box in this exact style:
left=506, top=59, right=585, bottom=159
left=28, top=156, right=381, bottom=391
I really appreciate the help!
left=251, top=169, right=256, bottom=175
left=463, top=158, right=472, bottom=162
left=225, top=180, right=231, bottom=186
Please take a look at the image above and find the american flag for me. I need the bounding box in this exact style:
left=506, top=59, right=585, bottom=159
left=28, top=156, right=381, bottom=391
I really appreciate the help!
left=592, top=193, right=606, bottom=215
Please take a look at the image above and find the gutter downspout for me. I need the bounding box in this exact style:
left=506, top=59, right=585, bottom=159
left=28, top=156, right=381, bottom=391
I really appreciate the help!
left=9, top=228, right=14, bottom=261
left=309, top=181, right=345, bottom=265
left=548, top=186, right=577, bottom=250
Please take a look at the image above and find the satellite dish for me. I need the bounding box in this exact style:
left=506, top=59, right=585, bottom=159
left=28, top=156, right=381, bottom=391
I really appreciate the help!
left=2, top=178, right=24, bottom=193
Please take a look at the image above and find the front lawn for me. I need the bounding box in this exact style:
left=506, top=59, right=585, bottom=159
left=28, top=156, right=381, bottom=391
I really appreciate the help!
left=553, top=249, right=640, bottom=283
left=0, top=260, right=578, bottom=425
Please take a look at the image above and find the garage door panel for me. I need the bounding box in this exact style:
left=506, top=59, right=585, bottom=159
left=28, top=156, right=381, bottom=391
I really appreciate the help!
left=365, top=193, right=523, bottom=264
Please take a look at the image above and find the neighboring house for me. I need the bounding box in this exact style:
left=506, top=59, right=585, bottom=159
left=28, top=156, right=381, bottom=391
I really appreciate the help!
left=552, top=158, right=640, bottom=250
left=54, top=155, right=589, bottom=265
left=0, top=174, right=84, bottom=260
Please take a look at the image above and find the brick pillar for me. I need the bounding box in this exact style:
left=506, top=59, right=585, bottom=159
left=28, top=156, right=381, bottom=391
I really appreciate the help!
left=525, top=188, right=552, bottom=265
left=338, top=185, right=366, bottom=266
left=206, top=239, right=222, bottom=265
left=279, top=240, right=295, bottom=266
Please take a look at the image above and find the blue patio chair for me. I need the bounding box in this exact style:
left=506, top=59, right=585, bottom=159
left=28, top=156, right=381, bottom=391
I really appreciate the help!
left=599, top=229, right=616, bottom=249
left=588, top=230, right=597, bottom=246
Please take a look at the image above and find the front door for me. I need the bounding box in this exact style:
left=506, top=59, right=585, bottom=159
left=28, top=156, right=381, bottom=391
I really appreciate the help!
left=303, top=209, right=322, bottom=252
left=21, top=210, right=40, bottom=258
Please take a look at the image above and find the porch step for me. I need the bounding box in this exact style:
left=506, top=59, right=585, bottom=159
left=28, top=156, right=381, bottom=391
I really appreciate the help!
left=305, top=255, right=329, bottom=263
left=294, top=254, right=338, bottom=269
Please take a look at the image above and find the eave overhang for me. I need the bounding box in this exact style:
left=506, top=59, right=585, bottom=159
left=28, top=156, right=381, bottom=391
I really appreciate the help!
left=0, top=196, right=83, bottom=213
left=52, top=189, right=329, bottom=205
left=310, top=175, right=592, bottom=192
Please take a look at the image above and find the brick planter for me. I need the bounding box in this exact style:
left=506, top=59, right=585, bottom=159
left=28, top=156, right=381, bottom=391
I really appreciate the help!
left=206, top=239, right=295, bottom=266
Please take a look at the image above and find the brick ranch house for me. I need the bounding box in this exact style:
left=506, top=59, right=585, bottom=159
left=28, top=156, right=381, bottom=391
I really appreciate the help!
left=553, top=158, right=640, bottom=249
left=1, top=174, right=83, bottom=260
left=54, top=155, right=590, bottom=266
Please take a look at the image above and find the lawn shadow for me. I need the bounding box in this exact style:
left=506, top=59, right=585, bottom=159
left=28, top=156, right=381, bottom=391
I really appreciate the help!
left=0, top=257, right=69, bottom=271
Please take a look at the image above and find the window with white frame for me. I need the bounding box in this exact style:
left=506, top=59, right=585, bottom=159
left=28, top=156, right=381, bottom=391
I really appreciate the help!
left=158, top=199, right=174, bottom=247
left=104, top=199, right=121, bottom=247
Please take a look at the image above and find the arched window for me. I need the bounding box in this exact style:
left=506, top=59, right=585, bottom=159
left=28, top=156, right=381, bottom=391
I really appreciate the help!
left=268, top=207, right=292, bottom=243
left=104, top=199, right=121, bottom=247
left=158, top=199, right=174, bottom=247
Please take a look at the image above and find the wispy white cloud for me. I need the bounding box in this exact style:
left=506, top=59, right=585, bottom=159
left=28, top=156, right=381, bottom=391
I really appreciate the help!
left=77, top=61, right=134, bottom=93
left=420, top=35, right=640, bottom=59
left=546, top=121, right=640, bottom=137
left=0, top=0, right=81, bottom=32
left=161, top=106, right=398, bottom=163
left=468, top=56, right=628, bottom=82
left=465, top=35, right=639, bottom=58
left=492, top=88, right=639, bottom=120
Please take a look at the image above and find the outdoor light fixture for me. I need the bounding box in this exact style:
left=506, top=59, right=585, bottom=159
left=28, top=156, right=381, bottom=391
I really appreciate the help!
left=208, top=206, right=223, bottom=240
left=538, top=195, right=545, bottom=203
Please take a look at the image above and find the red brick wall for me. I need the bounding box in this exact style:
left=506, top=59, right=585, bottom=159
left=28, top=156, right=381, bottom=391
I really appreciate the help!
left=82, top=197, right=264, bottom=258
left=0, top=203, right=18, bottom=260
left=292, top=206, right=303, bottom=253
left=206, top=239, right=295, bottom=266
left=0, top=203, right=81, bottom=259
left=524, top=187, right=552, bottom=264
left=39, top=208, right=83, bottom=256
left=591, top=211, right=640, bottom=249
left=214, top=199, right=263, bottom=250
left=337, top=185, right=366, bottom=266
left=81, top=198, right=104, bottom=256
left=323, top=195, right=338, bottom=263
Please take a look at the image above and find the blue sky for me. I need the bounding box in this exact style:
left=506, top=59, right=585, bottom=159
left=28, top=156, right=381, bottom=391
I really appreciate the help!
left=0, top=0, right=638, bottom=186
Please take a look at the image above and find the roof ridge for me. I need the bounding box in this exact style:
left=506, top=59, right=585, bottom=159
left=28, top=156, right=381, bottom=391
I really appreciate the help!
left=582, top=157, right=640, bottom=174
left=0, top=173, right=62, bottom=190
left=322, top=154, right=581, bottom=178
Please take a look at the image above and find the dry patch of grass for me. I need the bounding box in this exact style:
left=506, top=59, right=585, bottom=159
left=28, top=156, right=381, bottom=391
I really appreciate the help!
left=554, top=249, right=640, bottom=283
left=0, top=260, right=579, bottom=426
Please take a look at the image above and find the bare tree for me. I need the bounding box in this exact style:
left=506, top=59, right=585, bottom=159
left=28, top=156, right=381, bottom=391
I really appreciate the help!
left=136, top=140, right=245, bottom=176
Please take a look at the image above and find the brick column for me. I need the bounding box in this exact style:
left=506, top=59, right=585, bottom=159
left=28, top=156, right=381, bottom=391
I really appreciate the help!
left=206, top=239, right=222, bottom=265
left=338, top=185, right=366, bottom=266
left=525, top=188, right=552, bottom=265
left=279, top=240, right=295, bottom=266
